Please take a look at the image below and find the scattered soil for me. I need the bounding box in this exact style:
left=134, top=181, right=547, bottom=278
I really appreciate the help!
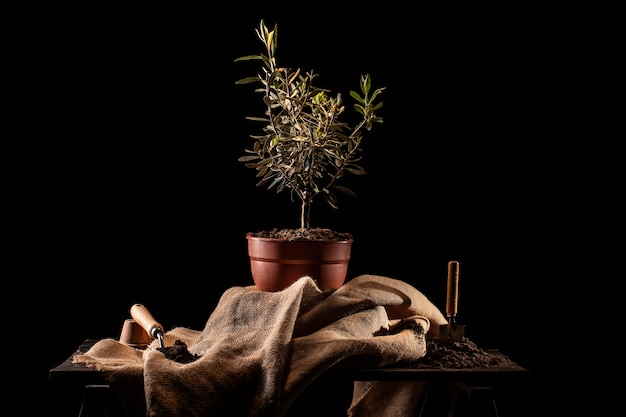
left=157, top=340, right=200, bottom=364
left=387, top=319, right=517, bottom=369
left=408, top=336, right=519, bottom=369
left=247, top=228, right=353, bottom=241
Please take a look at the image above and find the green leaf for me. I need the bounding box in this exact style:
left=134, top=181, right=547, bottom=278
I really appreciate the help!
left=238, top=155, right=260, bottom=162
left=349, top=90, right=365, bottom=104
left=236, top=76, right=262, bottom=85
left=234, top=54, right=264, bottom=62
left=334, top=185, right=357, bottom=197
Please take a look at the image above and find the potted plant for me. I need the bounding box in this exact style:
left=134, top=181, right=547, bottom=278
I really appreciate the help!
left=235, top=20, right=385, bottom=291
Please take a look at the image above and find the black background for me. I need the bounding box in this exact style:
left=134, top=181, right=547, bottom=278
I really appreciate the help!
left=11, top=4, right=610, bottom=416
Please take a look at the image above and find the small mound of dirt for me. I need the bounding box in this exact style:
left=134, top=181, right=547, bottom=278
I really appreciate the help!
left=157, top=340, right=201, bottom=364
left=408, top=336, right=518, bottom=369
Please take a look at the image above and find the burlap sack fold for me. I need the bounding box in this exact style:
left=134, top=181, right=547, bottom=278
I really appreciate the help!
left=73, top=274, right=447, bottom=417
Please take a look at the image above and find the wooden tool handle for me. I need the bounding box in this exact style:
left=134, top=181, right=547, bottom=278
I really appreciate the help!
left=445, top=261, right=460, bottom=317
left=130, top=303, right=164, bottom=339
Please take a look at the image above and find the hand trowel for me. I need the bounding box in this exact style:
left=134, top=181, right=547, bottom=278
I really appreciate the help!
left=130, top=303, right=165, bottom=348
left=439, top=260, right=465, bottom=340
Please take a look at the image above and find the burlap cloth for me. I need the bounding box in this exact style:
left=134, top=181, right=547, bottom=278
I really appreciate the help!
left=73, top=274, right=448, bottom=417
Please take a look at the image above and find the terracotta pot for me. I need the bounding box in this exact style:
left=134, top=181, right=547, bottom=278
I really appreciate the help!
left=246, top=235, right=353, bottom=292
left=118, top=319, right=152, bottom=349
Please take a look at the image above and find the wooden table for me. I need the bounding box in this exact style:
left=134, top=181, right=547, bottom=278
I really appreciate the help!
left=50, top=339, right=530, bottom=417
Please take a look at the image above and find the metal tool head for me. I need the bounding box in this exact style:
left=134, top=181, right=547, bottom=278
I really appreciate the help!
left=154, top=330, right=165, bottom=348
left=439, top=320, right=465, bottom=340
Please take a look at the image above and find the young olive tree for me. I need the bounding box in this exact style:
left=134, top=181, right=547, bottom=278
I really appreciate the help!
left=236, top=20, right=385, bottom=230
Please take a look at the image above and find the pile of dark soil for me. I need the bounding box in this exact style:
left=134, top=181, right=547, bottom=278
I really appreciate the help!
left=409, top=336, right=518, bottom=369
left=387, top=318, right=516, bottom=369
left=247, top=228, right=353, bottom=241
left=157, top=340, right=200, bottom=364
